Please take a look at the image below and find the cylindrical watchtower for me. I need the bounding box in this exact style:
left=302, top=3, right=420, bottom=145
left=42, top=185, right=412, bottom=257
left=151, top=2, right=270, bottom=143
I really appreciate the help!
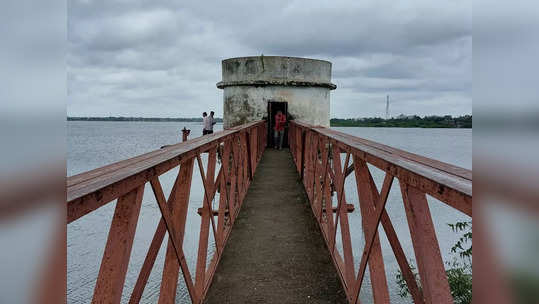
left=217, top=56, right=336, bottom=129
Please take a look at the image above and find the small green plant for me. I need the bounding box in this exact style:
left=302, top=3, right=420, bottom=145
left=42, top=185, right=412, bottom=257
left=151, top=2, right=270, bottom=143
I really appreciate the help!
left=395, top=221, right=472, bottom=304
left=395, top=263, right=421, bottom=298
left=446, top=259, right=472, bottom=304
left=448, top=221, right=472, bottom=260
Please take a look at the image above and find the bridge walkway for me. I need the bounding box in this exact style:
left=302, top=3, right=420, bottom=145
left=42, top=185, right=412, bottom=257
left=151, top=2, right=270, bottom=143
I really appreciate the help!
left=205, top=148, right=347, bottom=303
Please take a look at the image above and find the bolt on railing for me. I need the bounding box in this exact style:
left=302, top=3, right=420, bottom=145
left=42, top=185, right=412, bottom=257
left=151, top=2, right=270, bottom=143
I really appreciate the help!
left=288, top=120, right=472, bottom=304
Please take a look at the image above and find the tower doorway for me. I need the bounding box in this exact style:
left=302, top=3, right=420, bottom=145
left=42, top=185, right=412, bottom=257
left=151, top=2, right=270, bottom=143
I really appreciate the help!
left=267, top=101, right=288, bottom=148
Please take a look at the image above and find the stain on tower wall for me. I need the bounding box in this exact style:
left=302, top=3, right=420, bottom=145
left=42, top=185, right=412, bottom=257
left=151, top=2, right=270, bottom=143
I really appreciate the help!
left=223, top=86, right=330, bottom=128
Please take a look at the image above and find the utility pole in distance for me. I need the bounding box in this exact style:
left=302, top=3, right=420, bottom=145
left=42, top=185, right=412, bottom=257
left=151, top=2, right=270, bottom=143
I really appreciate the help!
left=386, top=95, right=390, bottom=120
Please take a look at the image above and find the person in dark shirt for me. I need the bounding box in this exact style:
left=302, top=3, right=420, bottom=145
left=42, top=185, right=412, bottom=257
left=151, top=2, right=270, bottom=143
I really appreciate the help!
left=207, top=111, right=216, bottom=134
left=274, top=111, right=286, bottom=149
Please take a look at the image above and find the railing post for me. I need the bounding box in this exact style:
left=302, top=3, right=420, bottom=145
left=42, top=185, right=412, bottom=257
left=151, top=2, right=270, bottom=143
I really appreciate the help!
left=321, top=140, right=334, bottom=235
left=250, top=128, right=257, bottom=172
left=227, top=139, right=238, bottom=223
left=400, top=183, right=452, bottom=304
left=305, top=131, right=311, bottom=197
left=300, top=129, right=306, bottom=180
left=181, top=127, right=190, bottom=142
left=310, top=133, right=319, bottom=208
left=92, top=185, right=144, bottom=304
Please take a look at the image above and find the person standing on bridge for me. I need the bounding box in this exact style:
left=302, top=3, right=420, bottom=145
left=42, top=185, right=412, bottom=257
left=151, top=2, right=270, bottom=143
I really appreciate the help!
left=202, top=112, right=209, bottom=135
left=202, top=111, right=216, bottom=135
left=274, top=110, right=286, bottom=150
left=208, top=111, right=216, bottom=133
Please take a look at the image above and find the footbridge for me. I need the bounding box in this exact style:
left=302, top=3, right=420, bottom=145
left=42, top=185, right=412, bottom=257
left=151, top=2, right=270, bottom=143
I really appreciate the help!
left=67, top=120, right=472, bottom=304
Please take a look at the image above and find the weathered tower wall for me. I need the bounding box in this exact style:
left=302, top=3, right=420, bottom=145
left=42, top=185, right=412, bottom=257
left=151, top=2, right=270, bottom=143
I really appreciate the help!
left=217, top=56, right=336, bottom=129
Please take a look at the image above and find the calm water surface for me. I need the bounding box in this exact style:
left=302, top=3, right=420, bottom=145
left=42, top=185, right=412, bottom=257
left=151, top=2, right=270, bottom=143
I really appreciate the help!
left=67, top=122, right=471, bottom=303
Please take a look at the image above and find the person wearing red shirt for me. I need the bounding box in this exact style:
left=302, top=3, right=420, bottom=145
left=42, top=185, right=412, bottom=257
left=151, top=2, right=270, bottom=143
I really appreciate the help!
left=274, top=110, right=286, bottom=149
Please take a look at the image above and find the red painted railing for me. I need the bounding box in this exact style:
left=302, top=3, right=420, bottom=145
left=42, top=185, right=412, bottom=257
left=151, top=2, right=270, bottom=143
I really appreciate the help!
left=67, top=121, right=266, bottom=304
left=288, top=120, right=472, bottom=304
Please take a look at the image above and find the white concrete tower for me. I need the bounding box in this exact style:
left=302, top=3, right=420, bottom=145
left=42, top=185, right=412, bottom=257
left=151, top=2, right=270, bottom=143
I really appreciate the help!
left=217, top=56, right=336, bottom=129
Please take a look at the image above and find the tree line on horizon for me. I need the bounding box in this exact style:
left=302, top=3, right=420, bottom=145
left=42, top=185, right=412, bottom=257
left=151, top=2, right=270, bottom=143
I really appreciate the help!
left=67, top=114, right=472, bottom=128
left=330, top=114, right=472, bottom=128
left=67, top=116, right=224, bottom=122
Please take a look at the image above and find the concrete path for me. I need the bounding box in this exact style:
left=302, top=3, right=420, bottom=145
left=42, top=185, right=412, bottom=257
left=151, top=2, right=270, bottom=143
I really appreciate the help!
left=205, top=149, right=347, bottom=303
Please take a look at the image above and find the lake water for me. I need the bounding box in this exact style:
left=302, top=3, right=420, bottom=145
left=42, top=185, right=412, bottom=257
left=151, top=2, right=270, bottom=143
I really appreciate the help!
left=67, top=121, right=471, bottom=303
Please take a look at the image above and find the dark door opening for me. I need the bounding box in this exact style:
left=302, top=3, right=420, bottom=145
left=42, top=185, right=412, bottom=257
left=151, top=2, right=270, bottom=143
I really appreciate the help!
left=267, top=101, right=289, bottom=148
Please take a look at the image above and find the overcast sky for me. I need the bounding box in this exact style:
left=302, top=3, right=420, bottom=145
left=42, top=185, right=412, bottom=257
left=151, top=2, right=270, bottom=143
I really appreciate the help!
left=67, top=0, right=471, bottom=118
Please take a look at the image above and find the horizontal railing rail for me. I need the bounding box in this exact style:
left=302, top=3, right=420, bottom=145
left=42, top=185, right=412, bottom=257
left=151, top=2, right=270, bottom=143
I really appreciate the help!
left=288, top=120, right=472, bottom=304
left=67, top=121, right=266, bottom=304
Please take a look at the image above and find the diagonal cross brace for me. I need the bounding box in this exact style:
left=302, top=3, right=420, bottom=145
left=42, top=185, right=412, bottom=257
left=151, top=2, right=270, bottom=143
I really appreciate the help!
left=352, top=173, right=393, bottom=303
left=196, top=153, right=220, bottom=255
left=150, top=177, right=198, bottom=304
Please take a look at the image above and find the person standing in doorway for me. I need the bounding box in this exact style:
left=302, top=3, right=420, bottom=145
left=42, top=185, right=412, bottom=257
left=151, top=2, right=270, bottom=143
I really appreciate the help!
left=202, top=112, right=209, bottom=135
left=274, top=110, right=286, bottom=149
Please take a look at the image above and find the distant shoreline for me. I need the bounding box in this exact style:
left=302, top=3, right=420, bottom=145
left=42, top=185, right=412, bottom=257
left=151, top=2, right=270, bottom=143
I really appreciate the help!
left=330, top=124, right=471, bottom=128
left=67, top=117, right=223, bottom=122
left=67, top=115, right=472, bottom=128
left=330, top=115, right=471, bottom=128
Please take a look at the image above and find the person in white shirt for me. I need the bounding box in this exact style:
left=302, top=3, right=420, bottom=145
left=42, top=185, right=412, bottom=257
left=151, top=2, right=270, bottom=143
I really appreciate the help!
left=202, top=112, right=210, bottom=135
left=202, top=111, right=216, bottom=135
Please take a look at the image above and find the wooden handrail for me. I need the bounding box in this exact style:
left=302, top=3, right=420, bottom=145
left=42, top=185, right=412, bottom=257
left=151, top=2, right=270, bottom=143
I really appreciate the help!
left=67, top=121, right=264, bottom=223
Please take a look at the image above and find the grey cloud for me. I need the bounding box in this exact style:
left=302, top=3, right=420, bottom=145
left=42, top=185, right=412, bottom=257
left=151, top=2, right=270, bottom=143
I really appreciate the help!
left=68, top=0, right=471, bottom=118
left=236, top=1, right=470, bottom=56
